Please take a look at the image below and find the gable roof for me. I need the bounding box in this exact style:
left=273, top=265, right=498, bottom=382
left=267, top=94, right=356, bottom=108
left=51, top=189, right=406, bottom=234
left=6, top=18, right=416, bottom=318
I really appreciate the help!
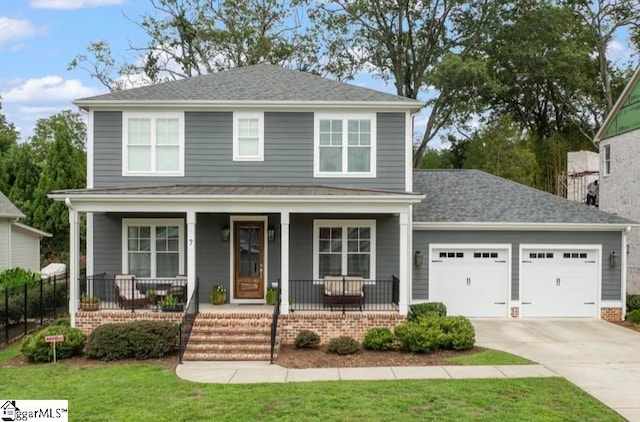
left=413, top=169, right=634, bottom=227
left=75, top=64, right=424, bottom=110
left=0, top=191, right=24, bottom=219
left=595, top=66, right=640, bottom=143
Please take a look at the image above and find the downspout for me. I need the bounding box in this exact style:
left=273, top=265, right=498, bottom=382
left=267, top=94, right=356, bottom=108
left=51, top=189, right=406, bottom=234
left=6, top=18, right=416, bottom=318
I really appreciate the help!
left=622, top=226, right=631, bottom=319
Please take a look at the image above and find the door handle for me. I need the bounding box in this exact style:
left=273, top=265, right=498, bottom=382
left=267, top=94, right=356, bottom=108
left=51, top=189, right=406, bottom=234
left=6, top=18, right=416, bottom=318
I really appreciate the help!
left=556, top=278, right=560, bottom=286
left=494, top=302, right=506, bottom=305
left=584, top=302, right=595, bottom=305
left=467, top=277, right=471, bottom=286
left=432, top=260, right=443, bottom=263
left=522, top=302, right=532, bottom=305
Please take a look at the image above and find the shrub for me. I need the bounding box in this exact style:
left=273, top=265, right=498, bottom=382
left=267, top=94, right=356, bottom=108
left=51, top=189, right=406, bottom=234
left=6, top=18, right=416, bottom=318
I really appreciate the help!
left=21, top=326, right=86, bottom=362
left=52, top=317, right=70, bottom=327
left=439, top=316, right=475, bottom=350
left=363, top=327, right=394, bottom=351
left=293, top=330, right=321, bottom=349
left=327, top=336, right=361, bottom=355
left=627, top=294, right=640, bottom=312
left=626, top=309, right=640, bottom=325
left=0, top=268, right=39, bottom=289
left=85, top=321, right=179, bottom=361
left=409, top=302, right=447, bottom=320
left=394, top=319, right=442, bottom=353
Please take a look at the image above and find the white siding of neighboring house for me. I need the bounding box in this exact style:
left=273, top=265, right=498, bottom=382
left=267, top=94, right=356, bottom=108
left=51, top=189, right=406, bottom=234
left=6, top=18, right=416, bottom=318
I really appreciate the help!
left=10, top=225, right=41, bottom=272
left=0, top=219, right=9, bottom=270
left=599, top=130, right=640, bottom=293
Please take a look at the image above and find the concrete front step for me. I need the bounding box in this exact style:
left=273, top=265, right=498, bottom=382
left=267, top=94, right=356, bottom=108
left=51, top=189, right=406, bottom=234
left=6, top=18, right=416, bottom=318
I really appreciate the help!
left=182, top=352, right=273, bottom=361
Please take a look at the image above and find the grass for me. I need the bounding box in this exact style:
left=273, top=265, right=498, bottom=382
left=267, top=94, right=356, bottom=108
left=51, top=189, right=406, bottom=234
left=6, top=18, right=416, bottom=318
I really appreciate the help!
left=0, top=357, right=621, bottom=421
left=446, top=349, right=534, bottom=365
left=0, top=341, right=22, bottom=362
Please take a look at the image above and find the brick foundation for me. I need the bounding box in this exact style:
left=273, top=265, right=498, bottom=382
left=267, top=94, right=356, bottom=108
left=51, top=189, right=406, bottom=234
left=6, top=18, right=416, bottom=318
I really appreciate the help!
left=600, top=307, right=623, bottom=322
left=510, top=307, right=519, bottom=318
left=75, top=311, right=184, bottom=335
left=279, top=312, right=407, bottom=345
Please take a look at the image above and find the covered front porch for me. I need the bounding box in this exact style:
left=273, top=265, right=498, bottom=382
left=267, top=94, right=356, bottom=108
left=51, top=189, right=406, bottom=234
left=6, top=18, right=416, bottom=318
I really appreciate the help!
left=51, top=185, right=423, bottom=326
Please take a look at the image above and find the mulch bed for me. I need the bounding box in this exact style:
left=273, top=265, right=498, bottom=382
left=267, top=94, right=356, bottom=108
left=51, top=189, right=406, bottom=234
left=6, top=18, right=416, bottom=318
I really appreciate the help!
left=276, top=345, right=486, bottom=369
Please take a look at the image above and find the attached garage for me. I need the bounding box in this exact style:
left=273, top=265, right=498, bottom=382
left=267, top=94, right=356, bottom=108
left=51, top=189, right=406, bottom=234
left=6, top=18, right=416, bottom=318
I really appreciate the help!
left=429, top=244, right=510, bottom=317
left=520, top=246, right=599, bottom=318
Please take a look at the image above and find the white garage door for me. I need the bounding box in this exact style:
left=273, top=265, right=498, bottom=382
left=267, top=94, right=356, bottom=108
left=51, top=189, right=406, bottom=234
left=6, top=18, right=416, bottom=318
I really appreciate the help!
left=520, top=247, right=599, bottom=318
left=429, top=246, right=509, bottom=317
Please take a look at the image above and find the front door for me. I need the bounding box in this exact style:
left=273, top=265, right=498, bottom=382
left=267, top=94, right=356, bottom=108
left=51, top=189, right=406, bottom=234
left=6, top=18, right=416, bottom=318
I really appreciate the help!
left=233, top=221, right=265, bottom=300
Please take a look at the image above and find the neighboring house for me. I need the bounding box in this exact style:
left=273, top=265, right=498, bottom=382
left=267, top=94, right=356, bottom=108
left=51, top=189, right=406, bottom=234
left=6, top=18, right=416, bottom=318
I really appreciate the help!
left=0, top=191, right=51, bottom=273
left=594, top=66, right=640, bottom=294
left=50, top=64, right=633, bottom=356
left=565, top=150, right=599, bottom=204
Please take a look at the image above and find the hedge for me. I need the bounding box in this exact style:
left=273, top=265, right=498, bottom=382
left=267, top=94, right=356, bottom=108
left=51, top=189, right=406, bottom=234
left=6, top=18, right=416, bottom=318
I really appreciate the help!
left=85, top=321, right=179, bottom=361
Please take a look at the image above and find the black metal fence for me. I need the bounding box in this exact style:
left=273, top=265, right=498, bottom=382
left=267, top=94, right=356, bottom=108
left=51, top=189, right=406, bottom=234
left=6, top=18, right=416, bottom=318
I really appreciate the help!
left=179, top=277, right=199, bottom=363
left=1, top=273, right=69, bottom=344
left=289, top=276, right=400, bottom=313
left=79, top=274, right=188, bottom=312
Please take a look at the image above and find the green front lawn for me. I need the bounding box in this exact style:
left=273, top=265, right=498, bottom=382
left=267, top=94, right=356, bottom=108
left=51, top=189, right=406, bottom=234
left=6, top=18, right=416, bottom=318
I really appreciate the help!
left=0, top=361, right=621, bottom=421
left=446, top=349, right=534, bottom=365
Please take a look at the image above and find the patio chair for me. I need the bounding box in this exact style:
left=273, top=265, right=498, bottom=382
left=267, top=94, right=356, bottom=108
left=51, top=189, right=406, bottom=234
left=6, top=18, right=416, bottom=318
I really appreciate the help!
left=322, top=276, right=365, bottom=311
left=114, top=274, right=149, bottom=309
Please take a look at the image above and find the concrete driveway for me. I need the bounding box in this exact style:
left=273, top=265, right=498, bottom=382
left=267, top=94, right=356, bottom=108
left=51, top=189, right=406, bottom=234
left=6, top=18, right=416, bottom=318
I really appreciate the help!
left=474, top=319, right=640, bottom=421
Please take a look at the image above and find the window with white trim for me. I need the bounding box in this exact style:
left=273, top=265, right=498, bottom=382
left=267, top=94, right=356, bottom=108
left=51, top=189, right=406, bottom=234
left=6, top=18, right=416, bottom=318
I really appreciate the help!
left=603, top=144, right=611, bottom=175
left=233, top=112, right=264, bottom=161
left=123, top=219, right=184, bottom=278
left=314, top=114, right=376, bottom=177
left=313, top=220, right=376, bottom=279
left=123, top=112, right=184, bottom=176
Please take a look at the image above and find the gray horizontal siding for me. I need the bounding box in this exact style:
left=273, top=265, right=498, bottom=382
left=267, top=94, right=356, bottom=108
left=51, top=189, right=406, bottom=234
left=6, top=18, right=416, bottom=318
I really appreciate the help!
left=93, top=111, right=405, bottom=190
left=412, top=230, right=623, bottom=302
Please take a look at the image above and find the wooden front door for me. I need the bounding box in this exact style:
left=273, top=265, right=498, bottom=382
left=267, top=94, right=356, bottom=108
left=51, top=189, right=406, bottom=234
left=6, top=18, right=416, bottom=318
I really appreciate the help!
left=233, top=221, right=265, bottom=300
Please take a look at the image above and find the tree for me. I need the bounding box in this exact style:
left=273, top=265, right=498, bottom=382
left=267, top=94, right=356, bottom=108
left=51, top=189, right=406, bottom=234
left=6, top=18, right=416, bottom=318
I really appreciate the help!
left=0, top=143, right=41, bottom=227
left=30, top=110, right=86, bottom=161
left=0, top=100, right=18, bottom=157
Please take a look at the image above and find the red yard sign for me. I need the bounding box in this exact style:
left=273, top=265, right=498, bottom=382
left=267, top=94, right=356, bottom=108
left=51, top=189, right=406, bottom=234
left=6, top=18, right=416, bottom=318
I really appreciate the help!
left=45, top=335, right=64, bottom=343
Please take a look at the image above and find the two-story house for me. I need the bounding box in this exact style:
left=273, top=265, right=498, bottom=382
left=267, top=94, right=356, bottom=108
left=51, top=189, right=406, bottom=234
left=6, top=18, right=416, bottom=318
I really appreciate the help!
left=52, top=64, right=633, bottom=360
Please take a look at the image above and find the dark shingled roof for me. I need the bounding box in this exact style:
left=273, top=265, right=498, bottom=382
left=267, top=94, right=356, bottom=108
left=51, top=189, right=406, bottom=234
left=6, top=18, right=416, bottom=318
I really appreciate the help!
left=413, top=169, right=634, bottom=225
left=0, top=191, right=24, bottom=218
left=76, top=64, right=423, bottom=105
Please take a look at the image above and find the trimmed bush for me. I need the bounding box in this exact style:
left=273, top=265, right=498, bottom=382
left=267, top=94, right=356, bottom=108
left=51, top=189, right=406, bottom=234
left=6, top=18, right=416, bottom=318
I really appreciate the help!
left=21, top=326, right=86, bottom=362
left=439, top=316, right=475, bottom=350
left=293, top=330, right=321, bottom=349
left=626, top=309, right=640, bottom=325
left=85, top=321, right=179, bottom=361
left=409, top=302, right=447, bottom=321
left=627, top=294, right=640, bottom=312
left=327, top=336, right=361, bottom=355
left=394, top=319, right=442, bottom=353
left=363, top=327, right=394, bottom=351
left=52, top=317, right=70, bottom=327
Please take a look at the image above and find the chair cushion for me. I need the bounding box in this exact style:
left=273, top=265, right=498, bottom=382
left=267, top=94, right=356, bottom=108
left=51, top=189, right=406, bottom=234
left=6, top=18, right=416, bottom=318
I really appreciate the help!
left=323, top=277, right=364, bottom=296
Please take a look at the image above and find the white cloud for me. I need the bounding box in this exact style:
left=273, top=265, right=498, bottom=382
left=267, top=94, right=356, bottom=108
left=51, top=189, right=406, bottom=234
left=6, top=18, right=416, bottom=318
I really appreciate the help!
left=30, top=0, right=124, bottom=9
left=2, top=76, right=101, bottom=103
left=18, top=106, right=67, bottom=115
left=0, top=17, right=39, bottom=45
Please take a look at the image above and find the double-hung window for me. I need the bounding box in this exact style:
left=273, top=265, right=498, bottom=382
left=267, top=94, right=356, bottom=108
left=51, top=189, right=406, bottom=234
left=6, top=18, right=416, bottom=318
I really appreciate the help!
left=123, top=219, right=184, bottom=278
left=313, top=220, right=376, bottom=280
left=233, top=112, right=264, bottom=161
left=603, top=144, right=611, bottom=175
left=123, top=112, right=184, bottom=176
left=314, top=114, right=376, bottom=177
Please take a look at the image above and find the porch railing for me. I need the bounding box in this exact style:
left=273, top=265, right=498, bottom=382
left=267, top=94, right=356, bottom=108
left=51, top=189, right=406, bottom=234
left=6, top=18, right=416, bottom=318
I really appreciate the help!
left=179, top=277, right=199, bottom=364
left=269, top=280, right=282, bottom=364
left=78, top=274, right=188, bottom=312
left=289, top=276, right=400, bottom=313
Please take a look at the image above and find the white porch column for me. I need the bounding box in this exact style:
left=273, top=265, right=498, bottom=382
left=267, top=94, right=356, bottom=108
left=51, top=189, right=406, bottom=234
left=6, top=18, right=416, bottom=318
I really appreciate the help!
left=69, top=207, right=80, bottom=327
left=399, top=211, right=409, bottom=315
left=280, top=211, right=290, bottom=314
left=186, top=211, right=197, bottom=301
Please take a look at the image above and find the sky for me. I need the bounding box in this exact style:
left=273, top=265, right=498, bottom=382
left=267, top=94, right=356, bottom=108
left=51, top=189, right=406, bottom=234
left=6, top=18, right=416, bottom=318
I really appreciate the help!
left=0, top=0, right=636, bottom=144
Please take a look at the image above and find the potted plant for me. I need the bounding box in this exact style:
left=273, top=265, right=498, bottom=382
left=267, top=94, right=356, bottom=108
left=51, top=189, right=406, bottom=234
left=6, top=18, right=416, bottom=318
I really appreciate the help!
left=266, top=287, right=277, bottom=305
left=80, top=295, right=100, bottom=311
left=159, top=295, right=184, bottom=312
left=210, top=285, right=226, bottom=305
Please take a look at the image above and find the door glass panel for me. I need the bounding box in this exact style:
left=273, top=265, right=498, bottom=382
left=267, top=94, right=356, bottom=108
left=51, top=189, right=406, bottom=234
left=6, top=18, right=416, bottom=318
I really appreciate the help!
left=238, top=226, right=261, bottom=277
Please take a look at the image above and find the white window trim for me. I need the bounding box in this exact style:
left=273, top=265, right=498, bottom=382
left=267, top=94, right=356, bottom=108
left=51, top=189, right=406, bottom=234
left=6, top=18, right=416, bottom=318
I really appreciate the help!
left=314, top=113, right=377, bottom=178
left=233, top=111, right=264, bottom=161
left=312, top=219, right=376, bottom=281
left=122, top=111, right=185, bottom=177
left=122, top=218, right=185, bottom=278
left=603, top=144, right=611, bottom=176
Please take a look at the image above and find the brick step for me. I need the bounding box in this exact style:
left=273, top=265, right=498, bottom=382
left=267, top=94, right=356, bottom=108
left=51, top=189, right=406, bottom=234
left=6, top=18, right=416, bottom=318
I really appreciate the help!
left=186, top=342, right=272, bottom=352
left=188, top=334, right=271, bottom=343
left=191, top=325, right=272, bottom=335
left=193, top=319, right=272, bottom=327
left=197, top=312, right=272, bottom=319
left=182, top=352, right=273, bottom=361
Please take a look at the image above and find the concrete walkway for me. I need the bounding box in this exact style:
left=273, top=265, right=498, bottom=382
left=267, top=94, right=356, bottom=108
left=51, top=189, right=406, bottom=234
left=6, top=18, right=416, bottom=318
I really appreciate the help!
left=176, top=360, right=556, bottom=384
left=474, top=319, right=640, bottom=422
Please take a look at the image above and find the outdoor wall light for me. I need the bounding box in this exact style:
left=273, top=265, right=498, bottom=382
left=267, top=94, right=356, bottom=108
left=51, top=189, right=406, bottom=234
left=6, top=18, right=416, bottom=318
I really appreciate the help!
left=609, top=250, right=619, bottom=267
left=414, top=251, right=423, bottom=267
left=267, top=225, right=276, bottom=242
left=220, top=225, right=230, bottom=242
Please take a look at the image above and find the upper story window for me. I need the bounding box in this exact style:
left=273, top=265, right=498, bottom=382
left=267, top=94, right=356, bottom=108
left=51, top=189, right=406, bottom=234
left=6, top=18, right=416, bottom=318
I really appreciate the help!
left=603, top=144, right=611, bottom=175
left=233, top=112, right=264, bottom=161
left=123, top=112, right=184, bottom=176
left=314, top=113, right=376, bottom=178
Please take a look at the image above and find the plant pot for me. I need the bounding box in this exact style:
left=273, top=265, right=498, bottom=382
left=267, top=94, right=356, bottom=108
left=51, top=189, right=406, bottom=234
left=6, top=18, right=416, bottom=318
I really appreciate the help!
left=266, top=288, right=277, bottom=305
left=211, top=292, right=226, bottom=305
left=80, top=302, right=100, bottom=311
left=161, top=304, right=184, bottom=312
